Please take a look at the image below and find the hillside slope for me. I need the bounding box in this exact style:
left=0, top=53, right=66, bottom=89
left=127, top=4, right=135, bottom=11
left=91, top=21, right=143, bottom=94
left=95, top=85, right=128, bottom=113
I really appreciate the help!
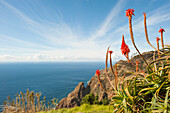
left=56, top=51, right=158, bottom=109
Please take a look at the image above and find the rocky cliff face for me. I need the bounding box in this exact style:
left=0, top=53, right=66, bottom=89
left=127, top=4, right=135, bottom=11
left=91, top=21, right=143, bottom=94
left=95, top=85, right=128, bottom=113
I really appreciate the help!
left=57, top=51, right=156, bottom=109
left=57, top=82, right=90, bottom=108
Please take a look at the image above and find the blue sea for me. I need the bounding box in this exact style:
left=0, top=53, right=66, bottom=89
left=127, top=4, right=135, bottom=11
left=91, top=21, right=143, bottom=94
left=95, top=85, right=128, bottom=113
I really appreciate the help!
left=0, top=62, right=104, bottom=106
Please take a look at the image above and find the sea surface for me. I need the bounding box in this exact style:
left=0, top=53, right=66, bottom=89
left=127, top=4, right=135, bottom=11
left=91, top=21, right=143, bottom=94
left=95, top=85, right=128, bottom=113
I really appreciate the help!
left=0, top=62, right=105, bottom=106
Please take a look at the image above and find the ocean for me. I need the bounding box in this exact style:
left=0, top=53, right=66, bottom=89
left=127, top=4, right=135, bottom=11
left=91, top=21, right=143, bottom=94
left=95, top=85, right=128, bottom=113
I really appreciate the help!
left=0, top=62, right=104, bottom=106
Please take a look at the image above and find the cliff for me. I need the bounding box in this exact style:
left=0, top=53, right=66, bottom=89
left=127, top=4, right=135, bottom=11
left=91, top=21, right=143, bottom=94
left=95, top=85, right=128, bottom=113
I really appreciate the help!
left=56, top=51, right=157, bottom=109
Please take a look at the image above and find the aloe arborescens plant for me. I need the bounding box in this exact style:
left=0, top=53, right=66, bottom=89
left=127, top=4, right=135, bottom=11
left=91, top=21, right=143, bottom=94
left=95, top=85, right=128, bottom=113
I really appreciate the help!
left=96, top=8, right=170, bottom=113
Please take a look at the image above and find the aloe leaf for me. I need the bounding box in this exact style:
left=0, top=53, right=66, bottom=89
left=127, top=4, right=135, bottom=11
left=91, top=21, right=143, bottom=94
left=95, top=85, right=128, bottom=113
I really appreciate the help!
left=152, top=110, right=164, bottom=112
left=112, top=96, right=123, bottom=100
left=125, top=88, right=133, bottom=103
left=122, top=98, right=128, bottom=113
left=155, top=81, right=166, bottom=100
left=138, top=87, right=156, bottom=95
left=164, top=89, right=169, bottom=109
left=133, top=74, right=138, bottom=96
left=122, top=80, right=128, bottom=97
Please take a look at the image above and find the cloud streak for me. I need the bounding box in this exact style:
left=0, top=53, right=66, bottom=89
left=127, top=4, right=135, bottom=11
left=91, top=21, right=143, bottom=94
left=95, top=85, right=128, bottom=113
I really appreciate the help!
left=90, top=0, right=125, bottom=40
left=0, top=0, right=169, bottom=61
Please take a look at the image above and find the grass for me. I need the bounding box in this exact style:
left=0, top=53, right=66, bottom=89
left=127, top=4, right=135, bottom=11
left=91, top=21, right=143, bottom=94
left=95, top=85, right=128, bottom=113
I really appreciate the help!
left=39, top=104, right=114, bottom=113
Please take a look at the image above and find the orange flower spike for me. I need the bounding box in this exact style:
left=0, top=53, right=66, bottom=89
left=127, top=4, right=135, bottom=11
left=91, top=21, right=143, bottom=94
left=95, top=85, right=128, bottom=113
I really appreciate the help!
left=143, top=12, right=146, bottom=16
left=136, top=61, right=139, bottom=63
left=126, top=9, right=135, bottom=17
left=96, top=69, right=102, bottom=88
left=159, top=28, right=165, bottom=33
left=156, top=37, right=160, bottom=42
left=121, top=35, right=130, bottom=62
left=96, top=69, right=100, bottom=76
left=159, top=28, right=165, bottom=51
left=109, top=51, right=113, bottom=54
left=95, top=69, right=109, bottom=94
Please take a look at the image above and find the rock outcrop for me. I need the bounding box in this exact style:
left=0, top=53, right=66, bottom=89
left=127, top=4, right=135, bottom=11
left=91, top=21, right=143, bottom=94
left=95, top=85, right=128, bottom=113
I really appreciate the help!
left=56, top=51, right=158, bottom=109
left=57, top=82, right=90, bottom=108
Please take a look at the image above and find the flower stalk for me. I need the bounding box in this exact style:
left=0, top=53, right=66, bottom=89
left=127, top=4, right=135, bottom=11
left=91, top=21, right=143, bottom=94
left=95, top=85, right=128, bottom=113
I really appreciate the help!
left=109, top=50, right=115, bottom=77
left=143, top=13, right=163, bottom=54
left=105, top=47, right=116, bottom=90
left=126, top=9, right=149, bottom=66
left=115, top=63, right=118, bottom=90
left=121, top=35, right=144, bottom=73
left=136, top=61, right=139, bottom=73
left=156, top=37, right=160, bottom=58
left=96, top=69, right=109, bottom=94
left=159, top=28, right=165, bottom=52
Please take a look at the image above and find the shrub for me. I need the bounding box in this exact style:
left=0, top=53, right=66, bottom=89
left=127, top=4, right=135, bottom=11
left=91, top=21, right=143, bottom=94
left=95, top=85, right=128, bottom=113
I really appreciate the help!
left=81, top=93, right=109, bottom=105
left=1, top=89, right=58, bottom=113
left=81, top=93, right=95, bottom=105
left=102, top=97, right=110, bottom=105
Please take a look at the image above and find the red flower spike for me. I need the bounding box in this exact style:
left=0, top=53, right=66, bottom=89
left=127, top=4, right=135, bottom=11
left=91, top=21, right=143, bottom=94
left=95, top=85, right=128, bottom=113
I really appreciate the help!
left=156, top=37, right=160, bottom=42
left=143, top=12, right=146, bottom=16
left=159, top=28, right=165, bottom=33
left=109, top=51, right=113, bottom=54
left=136, top=61, right=139, bottom=64
left=126, top=9, right=135, bottom=17
left=159, top=28, right=165, bottom=51
left=121, top=35, right=130, bottom=59
left=96, top=69, right=100, bottom=75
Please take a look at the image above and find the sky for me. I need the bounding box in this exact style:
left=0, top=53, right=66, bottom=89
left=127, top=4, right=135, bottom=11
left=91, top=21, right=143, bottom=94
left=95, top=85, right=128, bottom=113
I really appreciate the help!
left=0, top=0, right=169, bottom=62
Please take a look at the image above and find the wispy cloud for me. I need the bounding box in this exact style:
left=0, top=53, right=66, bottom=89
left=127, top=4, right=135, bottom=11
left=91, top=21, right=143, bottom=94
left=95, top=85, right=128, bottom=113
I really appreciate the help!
left=0, top=0, right=125, bottom=61
left=90, top=0, right=125, bottom=40
left=0, top=0, right=169, bottom=62
left=0, top=0, right=104, bottom=50
left=0, top=34, right=51, bottom=49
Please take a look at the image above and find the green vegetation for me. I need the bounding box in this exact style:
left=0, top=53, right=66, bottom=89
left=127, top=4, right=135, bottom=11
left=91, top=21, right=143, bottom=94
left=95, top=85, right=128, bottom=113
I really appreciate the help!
left=110, top=52, right=170, bottom=112
left=39, top=104, right=114, bottom=113
left=81, top=93, right=96, bottom=105
left=102, top=97, right=110, bottom=105
left=1, top=89, right=58, bottom=113
left=1, top=8, right=170, bottom=113
left=95, top=9, right=170, bottom=112
left=81, top=93, right=109, bottom=105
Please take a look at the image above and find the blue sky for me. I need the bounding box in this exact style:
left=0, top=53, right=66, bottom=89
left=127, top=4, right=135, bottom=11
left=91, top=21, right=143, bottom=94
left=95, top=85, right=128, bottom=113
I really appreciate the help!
left=0, top=0, right=169, bottom=62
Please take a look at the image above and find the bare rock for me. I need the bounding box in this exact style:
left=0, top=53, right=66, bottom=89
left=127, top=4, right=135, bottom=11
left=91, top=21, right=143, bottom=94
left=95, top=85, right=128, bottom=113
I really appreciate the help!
left=57, top=82, right=89, bottom=109
left=57, top=51, right=159, bottom=109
